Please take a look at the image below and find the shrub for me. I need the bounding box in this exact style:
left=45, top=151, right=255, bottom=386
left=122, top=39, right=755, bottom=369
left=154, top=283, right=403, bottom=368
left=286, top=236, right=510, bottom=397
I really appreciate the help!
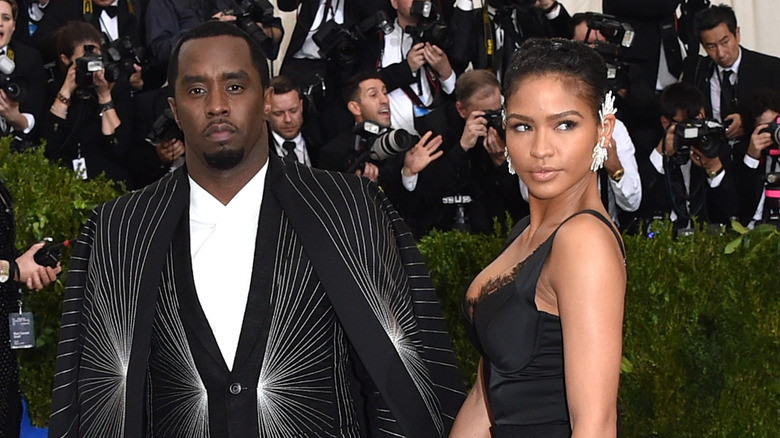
left=0, top=139, right=120, bottom=426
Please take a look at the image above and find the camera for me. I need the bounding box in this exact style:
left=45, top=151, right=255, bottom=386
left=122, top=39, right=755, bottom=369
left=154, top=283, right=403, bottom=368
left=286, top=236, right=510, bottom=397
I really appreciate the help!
left=0, top=55, right=25, bottom=101
left=482, top=109, right=505, bottom=139
left=760, top=115, right=780, bottom=151
left=103, top=36, right=147, bottom=83
left=33, top=237, right=72, bottom=268
left=673, top=118, right=726, bottom=161
left=346, top=121, right=419, bottom=173
left=223, top=0, right=275, bottom=47
left=405, top=1, right=453, bottom=49
left=585, top=13, right=635, bottom=48
left=145, top=108, right=183, bottom=146
left=314, top=11, right=394, bottom=64
left=75, top=44, right=104, bottom=89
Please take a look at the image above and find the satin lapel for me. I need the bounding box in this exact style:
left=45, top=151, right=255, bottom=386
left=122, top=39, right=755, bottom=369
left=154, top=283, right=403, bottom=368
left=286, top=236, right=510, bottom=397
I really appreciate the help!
left=124, top=168, right=189, bottom=437
left=270, top=157, right=440, bottom=438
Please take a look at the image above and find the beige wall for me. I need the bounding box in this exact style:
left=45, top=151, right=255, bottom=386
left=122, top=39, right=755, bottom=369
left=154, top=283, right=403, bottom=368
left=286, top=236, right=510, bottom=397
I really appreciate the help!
left=269, top=0, right=780, bottom=74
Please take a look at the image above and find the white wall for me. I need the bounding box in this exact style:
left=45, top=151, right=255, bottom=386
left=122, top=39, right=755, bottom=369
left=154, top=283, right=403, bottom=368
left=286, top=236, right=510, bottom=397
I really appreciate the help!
left=269, top=0, right=780, bottom=74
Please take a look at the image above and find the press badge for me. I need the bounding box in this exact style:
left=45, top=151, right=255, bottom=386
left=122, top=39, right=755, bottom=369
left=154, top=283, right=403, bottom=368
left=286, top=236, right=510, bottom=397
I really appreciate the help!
left=8, top=311, right=35, bottom=349
left=72, top=157, right=88, bottom=180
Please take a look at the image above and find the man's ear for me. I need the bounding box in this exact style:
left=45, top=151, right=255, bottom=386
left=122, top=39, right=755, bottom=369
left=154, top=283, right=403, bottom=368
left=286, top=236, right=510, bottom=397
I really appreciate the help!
left=347, top=100, right=361, bottom=118
left=167, top=96, right=180, bottom=128
left=455, top=101, right=469, bottom=120
left=264, top=87, right=274, bottom=111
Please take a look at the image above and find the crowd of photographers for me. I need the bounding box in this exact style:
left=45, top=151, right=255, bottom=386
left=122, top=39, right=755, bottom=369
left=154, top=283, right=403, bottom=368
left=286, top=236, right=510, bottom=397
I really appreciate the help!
left=3, top=0, right=780, bottom=238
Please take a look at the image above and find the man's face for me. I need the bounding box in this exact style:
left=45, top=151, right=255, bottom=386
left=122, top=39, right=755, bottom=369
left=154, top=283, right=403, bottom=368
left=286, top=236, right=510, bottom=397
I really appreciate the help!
left=169, top=35, right=269, bottom=175
left=573, top=21, right=606, bottom=43
left=700, top=22, right=740, bottom=69
left=351, top=78, right=391, bottom=128
left=757, top=109, right=779, bottom=126
left=94, top=0, right=115, bottom=7
left=391, top=0, right=416, bottom=24
left=267, top=91, right=304, bottom=140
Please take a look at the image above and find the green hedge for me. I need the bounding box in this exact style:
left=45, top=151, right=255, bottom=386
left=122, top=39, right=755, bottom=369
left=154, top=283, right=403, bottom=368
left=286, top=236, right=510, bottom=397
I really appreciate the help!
left=0, top=140, right=120, bottom=426
left=5, top=141, right=780, bottom=434
left=419, top=219, right=780, bottom=437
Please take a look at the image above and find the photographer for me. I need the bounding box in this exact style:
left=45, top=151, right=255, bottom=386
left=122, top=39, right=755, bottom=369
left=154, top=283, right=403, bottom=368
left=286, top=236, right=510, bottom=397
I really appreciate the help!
left=646, top=82, right=739, bottom=231
left=318, top=71, right=442, bottom=193
left=267, top=75, right=318, bottom=166
left=737, top=88, right=780, bottom=225
left=449, top=0, right=572, bottom=78
left=0, top=0, right=46, bottom=142
left=41, top=21, right=134, bottom=186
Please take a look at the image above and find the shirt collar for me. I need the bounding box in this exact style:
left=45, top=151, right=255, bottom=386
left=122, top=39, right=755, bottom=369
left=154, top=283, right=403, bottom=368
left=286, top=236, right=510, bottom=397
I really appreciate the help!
left=271, top=130, right=303, bottom=149
left=716, top=46, right=742, bottom=76
left=188, top=163, right=268, bottom=223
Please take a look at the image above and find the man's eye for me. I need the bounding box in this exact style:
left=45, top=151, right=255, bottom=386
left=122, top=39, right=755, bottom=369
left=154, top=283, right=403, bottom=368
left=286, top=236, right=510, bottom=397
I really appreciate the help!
left=189, top=87, right=205, bottom=95
left=227, top=84, right=244, bottom=92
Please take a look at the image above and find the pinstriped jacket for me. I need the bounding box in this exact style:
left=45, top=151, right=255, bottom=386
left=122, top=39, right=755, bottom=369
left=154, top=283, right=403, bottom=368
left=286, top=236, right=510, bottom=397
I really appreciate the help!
left=48, top=155, right=466, bottom=437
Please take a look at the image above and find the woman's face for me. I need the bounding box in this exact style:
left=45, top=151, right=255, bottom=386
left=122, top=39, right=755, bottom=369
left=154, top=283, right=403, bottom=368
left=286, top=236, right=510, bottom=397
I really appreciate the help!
left=0, top=1, right=16, bottom=49
left=505, top=74, right=605, bottom=201
left=63, top=41, right=102, bottom=66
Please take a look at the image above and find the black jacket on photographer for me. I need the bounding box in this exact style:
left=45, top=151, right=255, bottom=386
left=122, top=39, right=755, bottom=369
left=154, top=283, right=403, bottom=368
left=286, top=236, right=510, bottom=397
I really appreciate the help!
left=41, top=73, right=134, bottom=187
left=0, top=40, right=47, bottom=140
left=449, top=0, right=571, bottom=77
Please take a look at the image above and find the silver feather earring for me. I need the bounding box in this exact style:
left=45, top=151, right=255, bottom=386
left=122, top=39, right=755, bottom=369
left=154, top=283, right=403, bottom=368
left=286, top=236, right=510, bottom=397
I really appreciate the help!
left=591, top=91, right=617, bottom=171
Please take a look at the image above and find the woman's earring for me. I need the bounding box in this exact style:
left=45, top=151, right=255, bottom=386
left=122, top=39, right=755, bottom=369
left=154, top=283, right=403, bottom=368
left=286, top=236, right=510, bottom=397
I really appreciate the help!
left=591, top=91, right=617, bottom=171
left=590, top=137, right=607, bottom=171
left=505, top=147, right=516, bottom=175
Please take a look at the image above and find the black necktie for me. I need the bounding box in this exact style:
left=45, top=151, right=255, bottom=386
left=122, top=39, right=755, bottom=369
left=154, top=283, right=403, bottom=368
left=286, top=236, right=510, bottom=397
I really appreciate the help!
left=101, top=5, right=118, bottom=18
left=720, top=69, right=737, bottom=120
left=282, top=141, right=298, bottom=163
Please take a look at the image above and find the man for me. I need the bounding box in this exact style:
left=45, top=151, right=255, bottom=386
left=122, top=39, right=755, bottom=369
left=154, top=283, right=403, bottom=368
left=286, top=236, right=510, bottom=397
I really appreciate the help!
left=642, top=82, right=739, bottom=232
left=49, top=21, right=464, bottom=437
left=682, top=4, right=780, bottom=143
left=319, top=71, right=442, bottom=191
left=266, top=75, right=319, bottom=166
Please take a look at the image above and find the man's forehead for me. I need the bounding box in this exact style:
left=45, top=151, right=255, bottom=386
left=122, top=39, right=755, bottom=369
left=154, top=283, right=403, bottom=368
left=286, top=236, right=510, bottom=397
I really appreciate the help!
left=361, top=79, right=386, bottom=92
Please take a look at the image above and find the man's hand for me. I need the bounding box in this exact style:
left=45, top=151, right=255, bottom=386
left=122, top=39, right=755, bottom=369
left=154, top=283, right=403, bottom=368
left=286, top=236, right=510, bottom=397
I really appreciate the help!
left=155, top=138, right=185, bottom=164
left=403, top=131, right=443, bottom=176
left=460, top=110, right=488, bottom=151
left=130, top=63, right=144, bottom=91
left=423, top=43, right=453, bottom=79
left=357, top=162, right=380, bottom=183
left=16, top=242, right=61, bottom=290
left=690, top=146, right=722, bottom=175
left=747, top=123, right=774, bottom=159
left=603, top=138, right=623, bottom=175
left=483, top=127, right=507, bottom=166
left=0, top=89, right=23, bottom=125
left=724, top=113, right=744, bottom=139
left=656, top=123, right=677, bottom=157
left=407, top=42, right=426, bottom=73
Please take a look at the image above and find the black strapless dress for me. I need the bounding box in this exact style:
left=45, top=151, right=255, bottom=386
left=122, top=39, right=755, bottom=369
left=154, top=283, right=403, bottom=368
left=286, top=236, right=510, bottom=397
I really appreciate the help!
left=463, top=210, right=624, bottom=438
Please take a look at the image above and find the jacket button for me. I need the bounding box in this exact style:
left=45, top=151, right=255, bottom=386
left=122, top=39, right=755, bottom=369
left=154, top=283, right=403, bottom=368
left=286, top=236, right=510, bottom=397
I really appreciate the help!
left=229, top=382, right=242, bottom=395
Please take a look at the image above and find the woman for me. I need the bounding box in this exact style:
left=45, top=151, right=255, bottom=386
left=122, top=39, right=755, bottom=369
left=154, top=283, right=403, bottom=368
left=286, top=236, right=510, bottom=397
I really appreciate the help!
left=0, top=179, right=60, bottom=437
left=40, top=21, right=134, bottom=186
left=451, top=38, right=626, bottom=437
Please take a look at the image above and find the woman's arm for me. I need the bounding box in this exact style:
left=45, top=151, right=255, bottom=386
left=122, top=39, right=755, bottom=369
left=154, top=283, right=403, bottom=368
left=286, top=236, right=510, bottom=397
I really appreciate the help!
left=547, top=214, right=626, bottom=438
left=449, top=359, right=491, bottom=438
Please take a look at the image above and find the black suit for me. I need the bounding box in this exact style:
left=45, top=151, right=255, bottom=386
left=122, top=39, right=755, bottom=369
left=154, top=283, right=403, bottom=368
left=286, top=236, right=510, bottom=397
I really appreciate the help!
left=49, top=156, right=466, bottom=437
left=2, top=40, right=46, bottom=138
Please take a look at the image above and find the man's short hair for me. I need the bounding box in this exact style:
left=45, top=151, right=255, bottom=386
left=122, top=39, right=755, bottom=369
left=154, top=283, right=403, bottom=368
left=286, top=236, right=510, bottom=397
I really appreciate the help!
left=743, top=88, right=780, bottom=133
left=695, top=4, right=738, bottom=36
left=568, top=12, right=590, bottom=40
left=268, top=75, right=302, bottom=100
left=342, top=70, right=384, bottom=104
left=167, top=21, right=270, bottom=91
left=659, top=82, right=705, bottom=121
left=455, top=69, right=500, bottom=105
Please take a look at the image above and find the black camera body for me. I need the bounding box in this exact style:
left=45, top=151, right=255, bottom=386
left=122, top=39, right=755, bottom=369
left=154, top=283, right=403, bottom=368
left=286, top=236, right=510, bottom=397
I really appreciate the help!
left=346, top=121, right=419, bottom=173
left=225, top=0, right=275, bottom=47
left=585, top=13, right=635, bottom=48
left=482, top=109, right=505, bottom=138
left=0, top=55, right=25, bottom=101
left=314, top=11, right=394, bottom=64
left=673, top=118, right=726, bottom=161
left=103, top=36, right=147, bottom=83
left=75, top=45, right=104, bottom=89
left=405, top=1, right=453, bottom=49
left=146, top=108, right=183, bottom=146
left=760, top=115, right=780, bottom=151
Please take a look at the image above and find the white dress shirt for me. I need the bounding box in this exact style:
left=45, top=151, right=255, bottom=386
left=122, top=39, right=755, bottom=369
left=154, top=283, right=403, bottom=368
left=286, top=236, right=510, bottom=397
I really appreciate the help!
left=381, top=19, right=456, bottom=135
left=98, top=0, right=120, bottom=42
left=710, top=48, right=742, bottom=122
left=189, top=164, right=267, bottom=370
left=271, top=131, right=312, bottom=166
left=294, top=0, right=345, bottom=60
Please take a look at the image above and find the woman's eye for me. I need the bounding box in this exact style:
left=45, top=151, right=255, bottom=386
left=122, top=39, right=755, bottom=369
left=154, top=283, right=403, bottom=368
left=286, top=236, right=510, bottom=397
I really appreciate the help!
left=557, top=121, right=577, bottom=131
left=511, top=123, right=531, bottom=133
